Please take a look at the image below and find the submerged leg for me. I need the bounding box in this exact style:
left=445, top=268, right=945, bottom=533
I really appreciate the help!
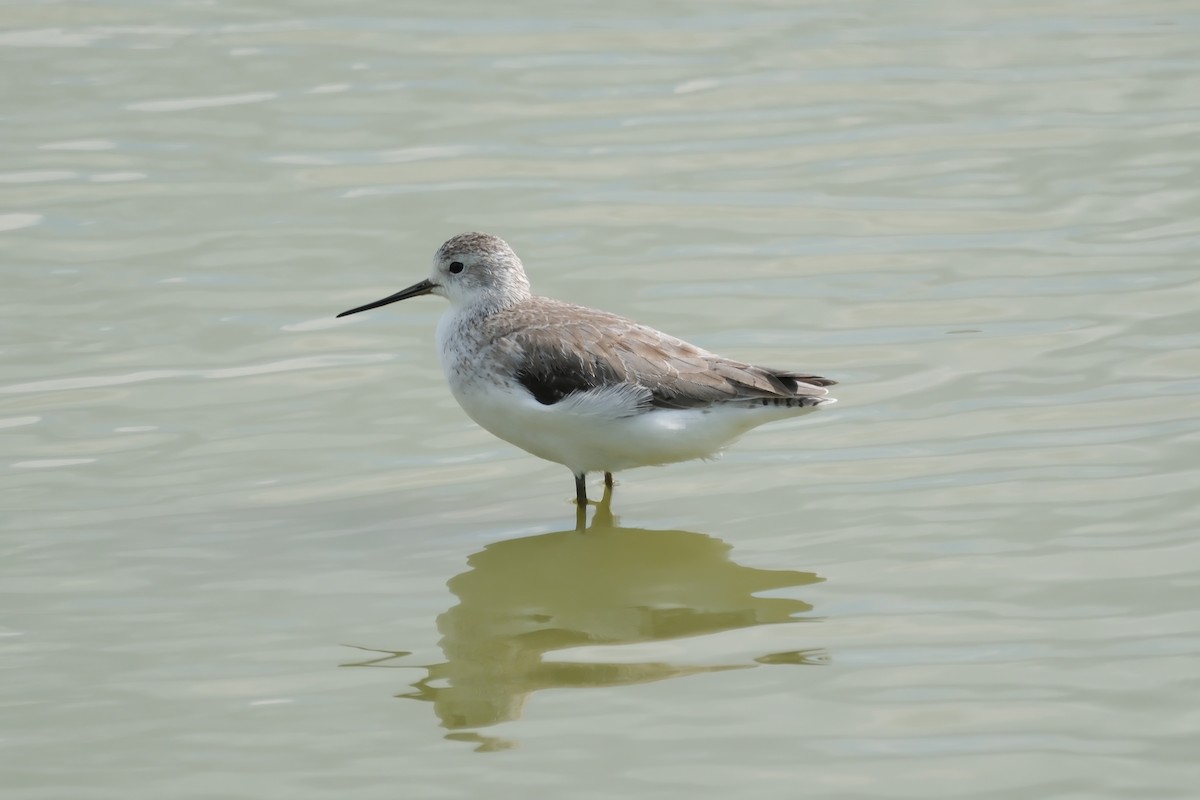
left=604, top=472, right=614, bottom=490
left=574, top=472, right=588, bottom=507
left=590, top=476, right=615, bottom=529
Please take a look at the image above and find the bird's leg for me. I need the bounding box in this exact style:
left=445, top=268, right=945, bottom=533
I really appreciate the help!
left=591, top=477, right=615, bottom=529
left=573, top=472, right=589, bottom=531
left=604, top=472, right=614, bottom=490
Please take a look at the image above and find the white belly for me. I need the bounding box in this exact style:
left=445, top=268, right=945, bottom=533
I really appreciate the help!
left=449, top=379, right=818, bottom=475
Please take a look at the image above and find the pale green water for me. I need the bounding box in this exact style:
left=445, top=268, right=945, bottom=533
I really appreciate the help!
left=3, top=1, right=1199, bottom=797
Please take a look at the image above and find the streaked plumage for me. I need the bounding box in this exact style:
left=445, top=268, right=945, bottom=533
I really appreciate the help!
left=337, top=232, right=836, bottom=508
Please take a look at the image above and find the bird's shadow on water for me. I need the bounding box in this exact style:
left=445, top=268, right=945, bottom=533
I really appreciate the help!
left=341, top=490, right=827, bottom=752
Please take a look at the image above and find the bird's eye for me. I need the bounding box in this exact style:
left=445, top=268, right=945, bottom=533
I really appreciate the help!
left=448, top=261, right=464, bottom=274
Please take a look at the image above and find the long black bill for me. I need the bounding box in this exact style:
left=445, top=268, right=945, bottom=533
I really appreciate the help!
left=336, top=278, right=436, bottom=318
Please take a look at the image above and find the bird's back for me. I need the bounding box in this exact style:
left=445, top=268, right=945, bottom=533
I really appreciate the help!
left=479, top=296, right=835, bottom=412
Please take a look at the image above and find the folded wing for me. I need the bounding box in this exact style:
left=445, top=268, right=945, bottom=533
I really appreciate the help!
left=488, top=300, right=835, bottom=411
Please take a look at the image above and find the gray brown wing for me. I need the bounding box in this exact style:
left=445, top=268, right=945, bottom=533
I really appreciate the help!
left=488, top=300, right=835, bottom=410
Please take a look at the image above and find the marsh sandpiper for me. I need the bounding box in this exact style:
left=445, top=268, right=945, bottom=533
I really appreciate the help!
left=337, top=232, right=836, bottom=508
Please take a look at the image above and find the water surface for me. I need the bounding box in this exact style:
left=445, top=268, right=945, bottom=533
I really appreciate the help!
left=3, top=1, right=1198, bottom=797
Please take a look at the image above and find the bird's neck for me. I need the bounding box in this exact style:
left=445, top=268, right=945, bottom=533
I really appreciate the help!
left=441, top=298, right=506, bottom=343
left=456, top=286, right=530, bottom=318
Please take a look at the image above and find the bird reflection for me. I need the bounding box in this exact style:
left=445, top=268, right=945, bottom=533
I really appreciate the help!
left=343, top=489, right=825, bottom=748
